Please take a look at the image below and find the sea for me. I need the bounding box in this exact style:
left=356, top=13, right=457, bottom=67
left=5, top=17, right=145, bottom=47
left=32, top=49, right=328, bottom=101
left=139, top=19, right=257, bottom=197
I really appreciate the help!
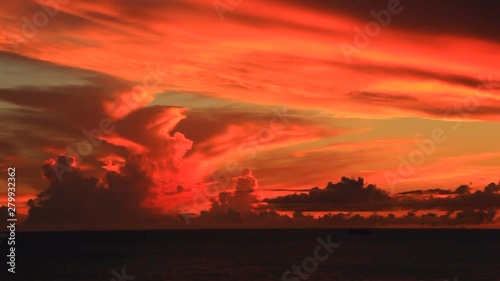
left=3, top=228, right=499, bottom=281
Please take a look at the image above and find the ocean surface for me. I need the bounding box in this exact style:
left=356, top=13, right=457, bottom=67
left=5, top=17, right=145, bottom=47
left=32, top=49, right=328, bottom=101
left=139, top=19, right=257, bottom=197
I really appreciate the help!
left=4, top=229, right=500, bottom=281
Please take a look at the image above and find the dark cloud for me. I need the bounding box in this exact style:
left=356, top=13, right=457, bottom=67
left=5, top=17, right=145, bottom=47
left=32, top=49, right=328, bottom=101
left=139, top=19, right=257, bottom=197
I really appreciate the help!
left=345, top=81, right=499, bottom=120
left=405, top=101, right=500, bottom=120
left=399, top=185, right=471, bottom=196
left=264, top=177, right=500, bottom=214
left=22, top=161, right=500, bottom=229
left=24, top=155, right=167, bottom=231
left=386, top=183, right=500, bottom=211
left=316, top=209, right=497, bottom=227
left=397, top=188, right=454, bottom=196
left=280, top=0, right=500, bottom=43
left=0, top=84, right=130, bottom=129
left=264, top=177, right=392, bottom=212
left=330, top=59, right=500, bottom=90
left=197, top=169, right=260, bottom=220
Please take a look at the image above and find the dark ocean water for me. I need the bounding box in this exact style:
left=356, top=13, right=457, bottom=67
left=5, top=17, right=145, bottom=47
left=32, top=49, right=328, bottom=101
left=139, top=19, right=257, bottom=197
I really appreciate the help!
left=3, top=229, right=500, bottom=281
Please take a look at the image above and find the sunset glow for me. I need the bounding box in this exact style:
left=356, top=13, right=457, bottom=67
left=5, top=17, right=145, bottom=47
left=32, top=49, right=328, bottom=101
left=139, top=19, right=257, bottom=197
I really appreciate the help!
left=0, top=0, right=499, bottom=230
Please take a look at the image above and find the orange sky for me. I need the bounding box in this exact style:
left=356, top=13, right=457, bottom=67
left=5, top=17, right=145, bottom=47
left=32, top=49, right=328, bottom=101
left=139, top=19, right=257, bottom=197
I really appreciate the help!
left=0, top=0, right=499, bottom=230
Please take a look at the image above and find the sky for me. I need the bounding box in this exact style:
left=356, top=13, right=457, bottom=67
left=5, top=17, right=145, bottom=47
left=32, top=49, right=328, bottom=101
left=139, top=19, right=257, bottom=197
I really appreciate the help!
left=0, top=0, right=499, bottom=230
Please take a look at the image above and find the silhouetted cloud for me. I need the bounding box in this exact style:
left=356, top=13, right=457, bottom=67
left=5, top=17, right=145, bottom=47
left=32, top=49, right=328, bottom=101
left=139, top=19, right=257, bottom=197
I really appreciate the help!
left=264, top=177, right=500, bottom=218
left=25, top=155, right=167, bottom=230
left=316, top=209, right=497, bottom=227
left=264, top=177, right=392, bottom=211
left=194, top=169, right=260, bottom=223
